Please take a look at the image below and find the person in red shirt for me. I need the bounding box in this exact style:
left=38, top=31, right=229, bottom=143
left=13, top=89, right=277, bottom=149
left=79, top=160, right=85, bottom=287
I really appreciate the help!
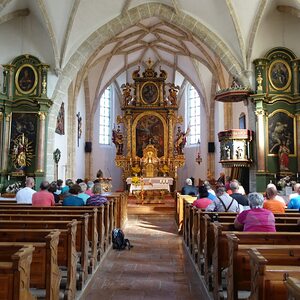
left=192, top=186, right=213, bottom=209
left=32, top=180, right=55, bottom=207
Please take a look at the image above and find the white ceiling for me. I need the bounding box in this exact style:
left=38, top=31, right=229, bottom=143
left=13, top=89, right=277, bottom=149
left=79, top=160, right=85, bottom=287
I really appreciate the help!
left=1, top=0, right=300, bottom=112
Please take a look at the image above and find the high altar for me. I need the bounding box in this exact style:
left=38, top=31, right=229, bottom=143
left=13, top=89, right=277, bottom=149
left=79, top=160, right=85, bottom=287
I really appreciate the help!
left=112, top=59, right=187, bottom=192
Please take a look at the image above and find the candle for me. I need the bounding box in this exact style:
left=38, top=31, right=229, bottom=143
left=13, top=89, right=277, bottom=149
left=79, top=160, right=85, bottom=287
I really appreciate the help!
left=297, top=173, right=299, bottom=179
left=274, top=174, right=277, bottom=179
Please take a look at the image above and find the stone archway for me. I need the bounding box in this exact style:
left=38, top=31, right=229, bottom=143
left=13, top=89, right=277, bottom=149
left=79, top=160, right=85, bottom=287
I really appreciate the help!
left=46, top=3, right=245, bottom=180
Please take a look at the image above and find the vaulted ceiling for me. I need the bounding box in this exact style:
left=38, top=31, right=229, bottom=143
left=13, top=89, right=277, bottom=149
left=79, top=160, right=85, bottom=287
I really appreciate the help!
left=1, top=0, right=300, bottom=112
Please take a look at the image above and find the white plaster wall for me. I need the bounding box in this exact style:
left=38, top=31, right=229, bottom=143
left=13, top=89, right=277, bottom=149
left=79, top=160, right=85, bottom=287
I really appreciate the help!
left=74, top=85, right=86, bottom=180
left=177, top=86, right=208, bottom=190
left=0, top=16, right=54, bottom=67
left=92, top=86, right=123, bottom=191
left=53, top=100, right=68, bottom=182
left=232, top=101, right=248, bottom=129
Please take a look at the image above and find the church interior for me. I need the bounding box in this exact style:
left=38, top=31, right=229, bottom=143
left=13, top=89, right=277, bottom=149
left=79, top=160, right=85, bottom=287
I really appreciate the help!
left=1, top=0, right=300, bottom=299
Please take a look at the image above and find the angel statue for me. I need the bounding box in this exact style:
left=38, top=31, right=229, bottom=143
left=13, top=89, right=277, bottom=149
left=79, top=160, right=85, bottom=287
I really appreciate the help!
left=174, top=126, right=190, bottom=155
left=112, top=125, right=124, bottom=155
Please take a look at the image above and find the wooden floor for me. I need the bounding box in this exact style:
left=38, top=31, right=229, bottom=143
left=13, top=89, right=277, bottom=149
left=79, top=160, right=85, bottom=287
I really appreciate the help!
left=78, top=201, right=209, bottom=299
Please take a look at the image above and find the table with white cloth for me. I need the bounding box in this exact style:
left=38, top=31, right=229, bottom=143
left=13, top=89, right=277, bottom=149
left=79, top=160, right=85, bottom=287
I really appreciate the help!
left=126, top=177, right=173, bottom=203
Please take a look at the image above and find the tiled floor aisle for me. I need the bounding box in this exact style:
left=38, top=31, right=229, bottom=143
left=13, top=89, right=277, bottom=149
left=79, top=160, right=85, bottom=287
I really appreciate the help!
left=79, top=213, right=207, bottom=300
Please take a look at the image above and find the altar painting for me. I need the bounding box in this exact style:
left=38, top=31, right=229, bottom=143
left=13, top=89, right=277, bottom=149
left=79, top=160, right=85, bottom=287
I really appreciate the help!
left=136, top=115, right=164, bottom=157
left=267, top=110, right=295, bottom=156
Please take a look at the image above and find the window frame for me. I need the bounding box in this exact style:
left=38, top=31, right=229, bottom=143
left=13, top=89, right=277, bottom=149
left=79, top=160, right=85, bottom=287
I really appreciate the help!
left=186, top=84, right=201, bottom=146
left=99, top=86, right=112, bottom=145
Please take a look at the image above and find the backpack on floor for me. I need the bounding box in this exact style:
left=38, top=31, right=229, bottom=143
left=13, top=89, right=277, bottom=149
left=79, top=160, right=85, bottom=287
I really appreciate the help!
left=112, top=228, right=132, bottom=250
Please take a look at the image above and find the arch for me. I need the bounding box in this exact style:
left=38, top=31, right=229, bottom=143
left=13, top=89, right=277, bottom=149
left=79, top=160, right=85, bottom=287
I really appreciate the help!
left=46, top=3, right=245, bottom=179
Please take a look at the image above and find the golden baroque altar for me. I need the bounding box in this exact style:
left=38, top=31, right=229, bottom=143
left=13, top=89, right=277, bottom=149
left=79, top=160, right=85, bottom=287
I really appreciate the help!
left=112, top=59, right=188, bottom=185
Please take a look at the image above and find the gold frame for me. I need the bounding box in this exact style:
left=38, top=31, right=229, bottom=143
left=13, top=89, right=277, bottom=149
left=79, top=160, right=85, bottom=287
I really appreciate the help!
left=266, top=109, right=296, bottom=157
left=140, top=81, right=159, bottom=105
left=132, top=111, right=168, bottom=158
left=15, top=64, right=38, bottom=95
left=268, top=59, right=291, bottom=91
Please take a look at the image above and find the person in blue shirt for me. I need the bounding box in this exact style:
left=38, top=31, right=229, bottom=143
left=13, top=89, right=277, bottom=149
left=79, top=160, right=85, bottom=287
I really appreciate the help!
left=63, top=184, right=84, bottom=206
left=181, top=178, right=198, bottom=196
left=287, top=186, right=300, bottom=209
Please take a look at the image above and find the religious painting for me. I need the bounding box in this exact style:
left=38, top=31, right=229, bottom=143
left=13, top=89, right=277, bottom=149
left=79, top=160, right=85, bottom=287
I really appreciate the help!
left=55, top=102, right=65, bottom=135
left=135, top=115, right=164, bottom=157
left=268, top=60, right=291, bottom=91
left=15, top=64, right=38, bottom=94
left=10, top=113, right=37, bottom=171
left=267, top=110, right=295, bottom=156
left=141, top=81, right=158, bottom=104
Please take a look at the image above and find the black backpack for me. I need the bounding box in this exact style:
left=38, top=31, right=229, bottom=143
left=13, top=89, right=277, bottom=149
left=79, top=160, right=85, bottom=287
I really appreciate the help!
left=112, top=228, right=132, bottom=250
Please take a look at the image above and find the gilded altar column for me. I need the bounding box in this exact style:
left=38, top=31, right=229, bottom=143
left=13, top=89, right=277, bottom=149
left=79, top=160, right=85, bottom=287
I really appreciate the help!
left=167, top=111, right=174, bottom=157
left=125, top=112, right=132, bottom=157
left=2, top=113, right=11, bottom=172
left=255, top=108, right=267, bottom=172
left=36, top=112, right=46, bottom=173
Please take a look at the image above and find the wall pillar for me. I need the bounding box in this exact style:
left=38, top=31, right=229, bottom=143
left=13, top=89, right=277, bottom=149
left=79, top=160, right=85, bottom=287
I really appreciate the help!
left=36, top=112, right=46, bottom=173
left=255, top=108, right=267, bottom=172
left=2, top=113, right=11, bottom=172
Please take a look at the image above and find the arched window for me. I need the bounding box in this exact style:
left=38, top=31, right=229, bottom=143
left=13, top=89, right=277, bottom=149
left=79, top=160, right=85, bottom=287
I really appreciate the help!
left=99, top=86, right=112, bottom=144
left=187, top=84, right=201, bottom=144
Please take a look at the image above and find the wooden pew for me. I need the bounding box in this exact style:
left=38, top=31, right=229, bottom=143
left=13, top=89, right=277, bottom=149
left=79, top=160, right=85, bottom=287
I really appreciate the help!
left=0, top=216, right=89, bottom=287
left=209, top=221, right=300, bottom=299
left=0, top=220, right=78, bottom=299
left=0, top=245, right=36, bottom=300
left=0, top=212, right=97, bottom=273
left=248, top=248, right=300, bottom=300
left=284, top=276, right=300, bottom=299
left=0, top=229, right=61, bottom=300
left=226, top=233, right=300, bottom=300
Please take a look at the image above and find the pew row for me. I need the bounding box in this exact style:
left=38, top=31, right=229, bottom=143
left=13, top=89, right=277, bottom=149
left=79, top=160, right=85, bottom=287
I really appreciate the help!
left=0, top=245, right=36, bottom=300
left=248, top=248, right=300, bottom=300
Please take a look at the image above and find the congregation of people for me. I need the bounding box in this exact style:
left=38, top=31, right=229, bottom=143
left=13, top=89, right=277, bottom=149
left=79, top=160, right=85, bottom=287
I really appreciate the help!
left=15, top=177, right=108, bottom=206
left=180, top=174, right=300, bottom=233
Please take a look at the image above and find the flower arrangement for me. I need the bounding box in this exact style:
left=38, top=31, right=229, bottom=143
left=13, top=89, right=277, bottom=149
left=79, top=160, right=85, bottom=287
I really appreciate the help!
left=277, top=176, right=296, bottom=189
left=5, top=182, right=22, bottom=194
left=160, top=164, right=169, bottom=174
left=131, top=176, right=140, bottom=186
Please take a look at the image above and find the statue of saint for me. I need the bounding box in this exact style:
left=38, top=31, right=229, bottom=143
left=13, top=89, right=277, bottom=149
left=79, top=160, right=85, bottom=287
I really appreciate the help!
left=279, top=139, right=290, bottom=171
left=174, top=127, right=190, bottom=155
left=112, top=126, right=124, bottom=155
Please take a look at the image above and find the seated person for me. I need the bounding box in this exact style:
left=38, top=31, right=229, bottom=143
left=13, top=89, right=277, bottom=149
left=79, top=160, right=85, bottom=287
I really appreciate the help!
left=48, top=181, right=60, bottom=203
left=181, top=178, right=198, bottom=196
left=62, top=184, right=85, bottom=206
left=266, top=183, right=285, bottom=204
left=263, top=185, right=286, bottom=213
left=206, top=187, right=240, bottom=212
left=203, top=181, right=217, bottom=200
left=32, top=181, right=55, bottom=207
left=78, top=182, right=90, bottom=204
left=85, top=181, right=94, bottom=196
left=86, top=183, right=108, bottom=206
left=230, top=180, right=249, bottom=207
left=288, top=184, right=300, bottom=209
left=192, top=186, right=213, bottom=209
left=234, top=192, right=276, bottom=232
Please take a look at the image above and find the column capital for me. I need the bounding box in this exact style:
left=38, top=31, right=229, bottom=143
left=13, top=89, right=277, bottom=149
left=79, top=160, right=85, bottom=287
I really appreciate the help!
left=38, top=112, right=46, bottom=120
left=255, top=109, right=267, bottom=116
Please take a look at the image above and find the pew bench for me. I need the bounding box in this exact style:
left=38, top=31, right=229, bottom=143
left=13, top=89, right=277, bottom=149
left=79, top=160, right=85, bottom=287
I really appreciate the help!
left=248, top=248, right=300, bottom=300
left=0, top=245, right=36, bottom=300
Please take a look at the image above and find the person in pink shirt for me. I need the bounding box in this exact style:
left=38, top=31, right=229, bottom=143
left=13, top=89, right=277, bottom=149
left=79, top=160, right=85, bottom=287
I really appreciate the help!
left=32, top=181, right=55, bottom=207
left=85, top=181, right=94, bottom=196
left=192, top=186, right=213, bottom=209
left=234, top=192, right=276, bottom=232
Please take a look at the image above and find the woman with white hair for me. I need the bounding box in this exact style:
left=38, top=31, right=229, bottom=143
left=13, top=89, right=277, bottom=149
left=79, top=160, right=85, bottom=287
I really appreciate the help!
left=234, top=192, right=276, bottom=232
left=181, top=178, right=198, bottom=196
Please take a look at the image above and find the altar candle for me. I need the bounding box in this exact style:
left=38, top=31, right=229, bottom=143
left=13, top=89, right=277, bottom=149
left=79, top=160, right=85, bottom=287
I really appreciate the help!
left=297, top=173, right=299, bottom=179
left=130, top=158, right=132, bottom=165
left=274, top=174, right=277, bottom=180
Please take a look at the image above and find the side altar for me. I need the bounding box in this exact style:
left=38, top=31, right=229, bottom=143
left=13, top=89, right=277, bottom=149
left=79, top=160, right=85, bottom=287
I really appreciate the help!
left=112, top=59, right=189, bottom=192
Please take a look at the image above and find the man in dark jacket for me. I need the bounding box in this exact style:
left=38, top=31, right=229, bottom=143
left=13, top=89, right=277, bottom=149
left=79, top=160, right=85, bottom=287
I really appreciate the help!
left=181, top=178, right=198, bottom=196
left=230, top=180, right=248, bottom=206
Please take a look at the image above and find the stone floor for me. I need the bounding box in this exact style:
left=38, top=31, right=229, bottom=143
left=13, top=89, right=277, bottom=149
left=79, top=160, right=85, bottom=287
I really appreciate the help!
left=79, top=204, right=209, bottom=300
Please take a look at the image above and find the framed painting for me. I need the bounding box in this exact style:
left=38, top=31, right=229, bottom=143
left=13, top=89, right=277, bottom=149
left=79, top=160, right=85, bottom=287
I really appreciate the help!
left=15, top=64, right=38, bottom=94
left=268, top=60, right=291, bottom=91
left=132, top=112, right=168, bottom=158
left=141, top=81, right=159, bottom=104
left=267, top=110, right=296, bottom=156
